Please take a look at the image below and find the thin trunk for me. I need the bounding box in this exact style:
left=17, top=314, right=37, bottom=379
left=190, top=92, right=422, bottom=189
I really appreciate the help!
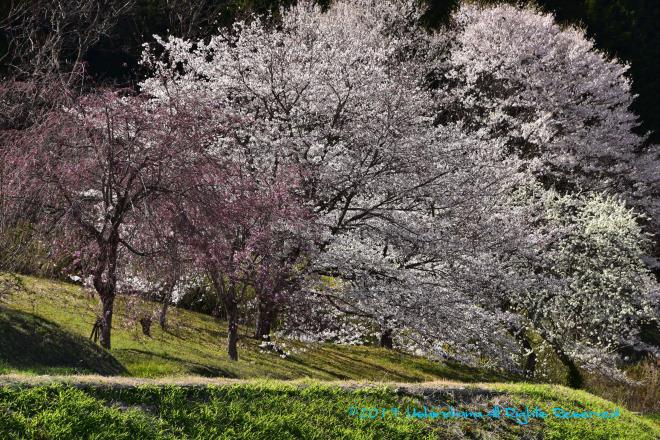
left=254, top=293, right=276, bottom=340
left=521, top=335, right=537, bottom=375
left=159, top=301, right=169, bottom=330
left=159, top=240, right=179, bottom=331
left=226, top=292, right=239, bottom=361
left=255, top=311, right=272, bottom=340
left=510, top=328, right=536, bottom=376
left=139, top=316, right=152, bottom=337
left=209, top=268, right=239, bottom=361
left=99, top=293, right=114, bottom=349
left=380, top=315, right=394, bottom=349
left=159, top=279, right=175, bottom=330
left=379, top=328, right=394, bottom=349
left=554, top=344, right=583, bottom=389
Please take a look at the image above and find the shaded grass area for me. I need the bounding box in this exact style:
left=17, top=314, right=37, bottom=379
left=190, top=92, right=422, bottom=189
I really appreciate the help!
left=0, top=380, right=657, bottom=439
left=0, top=274, right=512, bottom=382
left=0, top=307, right=125, bottom=375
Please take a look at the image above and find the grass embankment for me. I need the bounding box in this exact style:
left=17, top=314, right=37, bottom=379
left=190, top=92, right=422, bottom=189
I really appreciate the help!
left=0, top=274, right=508, bottom=382
left=0, top=378, right=658, bottom=439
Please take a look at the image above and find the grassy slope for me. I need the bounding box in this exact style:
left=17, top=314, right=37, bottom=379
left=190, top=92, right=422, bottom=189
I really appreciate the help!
left=0, top=274, right=509, bottom=382
left=1, top=274, right=658, bottom=438
left=0, top=378, right=658, bottom=439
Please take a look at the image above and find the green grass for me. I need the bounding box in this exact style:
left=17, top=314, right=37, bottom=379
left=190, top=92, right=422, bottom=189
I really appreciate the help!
left=0, top=274, right=511, bottom=381
left=0, top=380, right=657, bottom=439
left=1, top=274, right=658, bottom=438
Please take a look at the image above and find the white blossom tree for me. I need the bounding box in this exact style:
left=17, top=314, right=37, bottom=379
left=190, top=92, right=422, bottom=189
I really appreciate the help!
left=435, top=2, right=646, bottom=194
left=490, top=182, right=659, bottom=385
left=140, top=0, right=524, bottom=364
left=428, top=2, right=659, bottom=381
left=139, top=0, right=658, bottom=380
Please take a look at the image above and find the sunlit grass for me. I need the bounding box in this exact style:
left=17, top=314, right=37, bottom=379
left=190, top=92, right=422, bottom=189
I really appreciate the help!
left=1, top=274, right=658, bottom=438
left=0, top=379, right=657, bottom=439
left=0, top=273, right=511, bottom=382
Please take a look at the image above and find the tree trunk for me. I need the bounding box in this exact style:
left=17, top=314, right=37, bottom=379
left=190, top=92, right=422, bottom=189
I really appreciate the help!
left=379, top=315, right=394, bottom=349
left=254, top=296, right=276, bottom=341
left=159, top=301, right=169, bottom=330
left=522, top=338, right=537, bottom=375
left=139, top=316, right=152, bottom=337
left=554, top=346, right=583, bottom=389
left=380, top=328, right=394, bottom=349
left=515, top=330, right=536, bottom=376
left=92, top=233, right=119, bottom=350
left=159, top=248, right=179, bottom=331
left=255, top=312, right=272, bottom=341
left=535, top=327, right=582, bottom=388
left=226, top=295, right=239, bottom=361
left=208, top=268, right=239, bottom=361
left=159, top=302, right=169, bottom=330
left=99, top=293, right=114, bottom=349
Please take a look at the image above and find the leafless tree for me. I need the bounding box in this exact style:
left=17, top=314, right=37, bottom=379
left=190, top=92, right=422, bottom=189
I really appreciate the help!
left=1, top=0, right=135, bottom=80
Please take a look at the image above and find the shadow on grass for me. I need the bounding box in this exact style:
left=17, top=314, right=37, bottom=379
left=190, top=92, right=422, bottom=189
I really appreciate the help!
left=354, top=346, right=516, bottom=382
left=0, top=306, right=126, bottom=375
left=113, top=348, right=239, bottom=378
left=293, top=344, right=519, bottom=383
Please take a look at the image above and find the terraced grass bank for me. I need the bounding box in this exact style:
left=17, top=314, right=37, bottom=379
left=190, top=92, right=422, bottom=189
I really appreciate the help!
left=0, top=378, right=658, bottom=440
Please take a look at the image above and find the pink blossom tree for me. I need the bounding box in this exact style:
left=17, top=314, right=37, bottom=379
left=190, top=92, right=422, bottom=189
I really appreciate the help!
left=173, top=161, right=316, bottom=360
left=1, top=90, right=229, bottom=349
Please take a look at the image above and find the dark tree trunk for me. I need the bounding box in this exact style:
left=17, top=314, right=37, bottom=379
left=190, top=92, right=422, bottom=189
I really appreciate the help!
left=209, top=268, right=240, bottom=361
left=159, top=300, right=169, bottom=330
left=254, top=295, right=277, bottom=341
left=379, top=315, right=394, bottom=349
left=515, top=330, right=536, bottom=376
left=554, top=346, right=583, bottom=389
left=139, top=316, right=152, bottom=337
left=92, top=232, right=119, bottom=350
left=538, top=327, right=583, bottom=389
left=99, top=293, right=114, bottom=349
left=380, top=328, right=394, bottom=349
left=159, top=244, right=179, bottom=331
left=226, top=295, right=239, bottom=361
left=255, top=313, right=272, bottom=341
left=522, top=339, right=537, bottom=375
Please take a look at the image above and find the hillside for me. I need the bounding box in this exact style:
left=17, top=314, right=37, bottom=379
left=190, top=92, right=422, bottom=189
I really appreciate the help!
left=1, top=274, right=659, bottom=439
left=0, top=274, right=509, bottom=382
